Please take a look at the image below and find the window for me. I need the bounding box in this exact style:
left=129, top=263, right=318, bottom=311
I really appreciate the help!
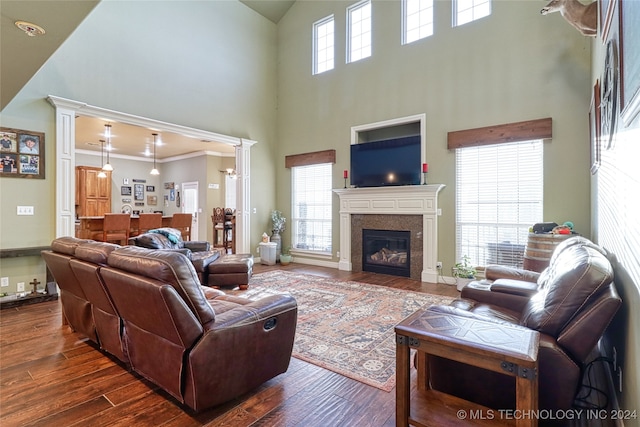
left=454, top=0, right=491, bottom=27
left=347, top=0, right=371, bottom=63
left=292, top=163, right=333, bottom=254
left=456, top=140, right=543, bottom=269
left=313, top=15, right=335, bottom=75
left=402, top=0, right=434, bottom=44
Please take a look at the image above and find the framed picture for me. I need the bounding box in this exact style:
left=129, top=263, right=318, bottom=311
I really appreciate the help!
left=146, top=185, right=155, bottom=192
left=619, top=0, right=640, bottom=126
left=164, top=182, right=174, bottom=190
left=169, top=189, right=175, bottom=201
left=0, top=127, right=44, bottom=179
left=123, top=178, right=130, bottom=185
left=147, top=195, right=158, bottom=205
left=121, top=186, right=132, bottom=196
left=134, top=184, right=144, bottom=201
left=590, top=80, right=601, bottom=175
left=600, top=0, right=615, bottom=43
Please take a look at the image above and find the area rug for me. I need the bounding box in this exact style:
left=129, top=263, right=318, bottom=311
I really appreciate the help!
left=230, top=270, right=455, bottom=392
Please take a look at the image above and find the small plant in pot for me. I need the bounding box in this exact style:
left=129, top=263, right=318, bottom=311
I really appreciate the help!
left=453, top=255, right=477, bottom=291
left=280, top=247, right=292, bottom=265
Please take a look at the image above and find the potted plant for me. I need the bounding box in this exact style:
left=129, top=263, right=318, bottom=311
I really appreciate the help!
left=280, top=246, right=292, bottom=265
left=453, top=255, right=477, bottom=291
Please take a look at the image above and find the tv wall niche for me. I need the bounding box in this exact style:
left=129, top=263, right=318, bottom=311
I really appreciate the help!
left=349, top=114, right=426, bottom=188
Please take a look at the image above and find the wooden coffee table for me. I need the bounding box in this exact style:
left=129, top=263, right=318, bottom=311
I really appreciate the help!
left=395, top=306, right=539, bottom=427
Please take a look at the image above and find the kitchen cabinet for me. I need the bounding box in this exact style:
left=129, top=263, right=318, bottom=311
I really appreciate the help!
left=76, top=166, right=112, bottom=217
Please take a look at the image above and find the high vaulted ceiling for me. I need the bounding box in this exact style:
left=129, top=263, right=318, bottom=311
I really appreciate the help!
left=1, top=0, right=294, bottom=158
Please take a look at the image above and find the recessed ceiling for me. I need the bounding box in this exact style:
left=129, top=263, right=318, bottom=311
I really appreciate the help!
left=75, top=116, right=236, bottom=160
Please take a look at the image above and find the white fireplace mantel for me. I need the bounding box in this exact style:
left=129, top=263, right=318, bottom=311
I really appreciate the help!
left=333, top=184, right=445, bottom=283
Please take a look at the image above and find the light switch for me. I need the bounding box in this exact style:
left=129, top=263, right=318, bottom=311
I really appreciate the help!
left=17, top=206, right=34, bottom=215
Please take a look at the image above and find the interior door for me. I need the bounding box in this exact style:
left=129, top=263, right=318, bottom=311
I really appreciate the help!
left=182, top=182, right=199, bottom=240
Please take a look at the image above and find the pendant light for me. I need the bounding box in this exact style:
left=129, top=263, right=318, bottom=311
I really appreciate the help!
left=97, top=140, right=107, bottom=178
left=150, top=133, right=159, bottom=175
left=102, top=124, right=113, bottom=171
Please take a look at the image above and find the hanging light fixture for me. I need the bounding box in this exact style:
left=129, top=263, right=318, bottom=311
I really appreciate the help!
left=102, top=124, right=113, bottom=171
left=97, top=140, right=107, bottom=178
left=150, top=133, right=160, bottom=175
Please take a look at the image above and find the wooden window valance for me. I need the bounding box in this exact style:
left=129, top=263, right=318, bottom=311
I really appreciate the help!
left=285, top=149, right=336, bottom=168
left=447, top=118, right=552, bottom=150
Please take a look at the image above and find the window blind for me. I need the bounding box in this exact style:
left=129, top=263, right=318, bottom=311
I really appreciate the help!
left=455, top=140, right=543, bottom=268
left=292, top=163, right=333, bottom=253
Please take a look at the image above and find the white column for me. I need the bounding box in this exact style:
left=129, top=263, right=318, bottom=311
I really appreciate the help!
left=235, top=139, right=256, bottom=254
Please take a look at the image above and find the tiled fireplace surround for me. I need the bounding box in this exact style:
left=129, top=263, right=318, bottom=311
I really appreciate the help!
left=334, top=185, right=445, bottom=283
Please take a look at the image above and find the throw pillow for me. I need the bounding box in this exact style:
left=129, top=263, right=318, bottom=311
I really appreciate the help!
left=149, top=227, right=183, bottom=245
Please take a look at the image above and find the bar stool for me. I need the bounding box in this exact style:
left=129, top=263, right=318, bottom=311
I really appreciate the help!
left=171, top=213, right=192, bottom=241
left=133, top=213, right=162, bottom=236
left=99, top=213, right=131, bottom=245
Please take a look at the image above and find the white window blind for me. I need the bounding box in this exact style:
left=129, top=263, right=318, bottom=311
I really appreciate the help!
left=403, top=0, right=434, bottom=45
left=456, top=140, right=543, bottom=268
left=313, top=15, right=335, bottom=75
left=454, top=0, right=491, bottom=27
left=347, top=0, right=371, bottom=63
left=292, top=163, right=333, bottom=253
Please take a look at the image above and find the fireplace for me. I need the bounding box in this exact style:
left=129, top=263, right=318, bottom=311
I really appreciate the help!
left=362, top=229, right=410, bottom=277
left=333, top=185, right=445, bottom=283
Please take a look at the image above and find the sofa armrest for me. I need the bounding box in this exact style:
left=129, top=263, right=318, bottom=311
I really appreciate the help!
left=485, top=264, right=541, bottom=283
left=208, top=294, right=297, bottom=329
left=490, top=278, right=539, bottom=297
left=184, top=241, right=211, bottom=252
left=461, top=282, right=532, bottom=313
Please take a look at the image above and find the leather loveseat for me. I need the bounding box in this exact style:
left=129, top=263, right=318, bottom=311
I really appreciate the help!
left=128, top=228, right=222, bottom=285
left=422, top=236, right=621, bottom=414
left=42, top=237, right=297, bottom=411
left=128, top=228, right=254, bottom=288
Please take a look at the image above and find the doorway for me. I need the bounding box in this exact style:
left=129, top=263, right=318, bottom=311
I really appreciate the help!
left=182, top=182, right=199, bottom=240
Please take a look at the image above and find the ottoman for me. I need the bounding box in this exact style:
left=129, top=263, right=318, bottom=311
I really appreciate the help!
left=190, top=250, right=223, bottom=285
left=207, top=253, right=254, bottom=290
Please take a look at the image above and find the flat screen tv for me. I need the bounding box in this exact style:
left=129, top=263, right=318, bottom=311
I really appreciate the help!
left=350, top=135, right=421, bottom=187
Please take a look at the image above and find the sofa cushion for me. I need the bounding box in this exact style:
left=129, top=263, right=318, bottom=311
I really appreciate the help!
left=133, top=232, right=174, bottom=249
left=75, top=241, right=120, bottom=265
left=520, top=243, right=614, bottom=336
left=107, top=246, right=215, bottom=325
left=149, top=227, right=184, bottom=247
left=51, top=236, right=90, bottom=255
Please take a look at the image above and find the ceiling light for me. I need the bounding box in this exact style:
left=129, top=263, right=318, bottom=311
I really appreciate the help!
left=150, top=133, right=160, bottom=175
left=102, top=124, right=113, bottom=171
left=15, top=21, right=45, bottom=37
left=98, top=140, right=107, bottom=178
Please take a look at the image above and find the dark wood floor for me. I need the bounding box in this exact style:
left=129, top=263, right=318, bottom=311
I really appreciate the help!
left=0, top=264, right=612, bottom=426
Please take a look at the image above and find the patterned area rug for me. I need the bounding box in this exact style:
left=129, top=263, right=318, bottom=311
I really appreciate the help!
left=231, top=270, right=455, bottom=392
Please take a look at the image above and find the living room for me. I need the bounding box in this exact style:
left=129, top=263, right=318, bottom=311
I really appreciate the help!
left=0, top=0, right=638, bottom=426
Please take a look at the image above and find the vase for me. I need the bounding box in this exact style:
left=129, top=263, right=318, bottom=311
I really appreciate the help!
left=271, top=230, right=282, bottom=261
left=280, top=254, right=292, bottom=265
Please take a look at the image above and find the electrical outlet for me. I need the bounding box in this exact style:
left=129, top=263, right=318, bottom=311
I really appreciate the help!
left=1, top=277, right=8, bottom=287
left=17, top=282, right=25, bottom=292
left=436, top=261, right=443, bottom=269
left=613, top=346, right=617, bottom=372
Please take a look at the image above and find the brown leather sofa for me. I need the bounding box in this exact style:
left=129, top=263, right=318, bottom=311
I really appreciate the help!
left=422, top=236, right=621, bottom=414
left=128, top=228, right=222, bottom=285
left=42, top=237, right=297, bottom=411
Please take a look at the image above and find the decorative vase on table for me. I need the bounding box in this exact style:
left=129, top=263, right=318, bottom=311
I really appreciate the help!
left=271, top=230, right=282, bottom=261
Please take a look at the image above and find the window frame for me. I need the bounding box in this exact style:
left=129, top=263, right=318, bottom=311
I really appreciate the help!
left=455, top=140, right=544, bottom=269
left=291, top=163, right=334, bottom=256
left=313, top=15, right=335, bottom=75
left=402, top=0, right=434, bottom=45
left=346, top=0, right=372, bottom=64
left=453, top=0, right=492, bottom=27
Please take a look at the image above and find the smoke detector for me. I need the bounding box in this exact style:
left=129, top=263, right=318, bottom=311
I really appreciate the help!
left=15, top=21, right=46, bottom=37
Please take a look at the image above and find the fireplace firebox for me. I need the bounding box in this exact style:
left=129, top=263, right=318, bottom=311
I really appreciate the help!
left=362, top=229, right=410, bottom=277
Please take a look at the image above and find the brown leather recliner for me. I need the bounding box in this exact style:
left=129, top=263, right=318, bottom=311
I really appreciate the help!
left=100, top=246, right=297, bottom=411
left=41, top=237, right=97, bottom=342
left=424, top=236, right=621, bottom=413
